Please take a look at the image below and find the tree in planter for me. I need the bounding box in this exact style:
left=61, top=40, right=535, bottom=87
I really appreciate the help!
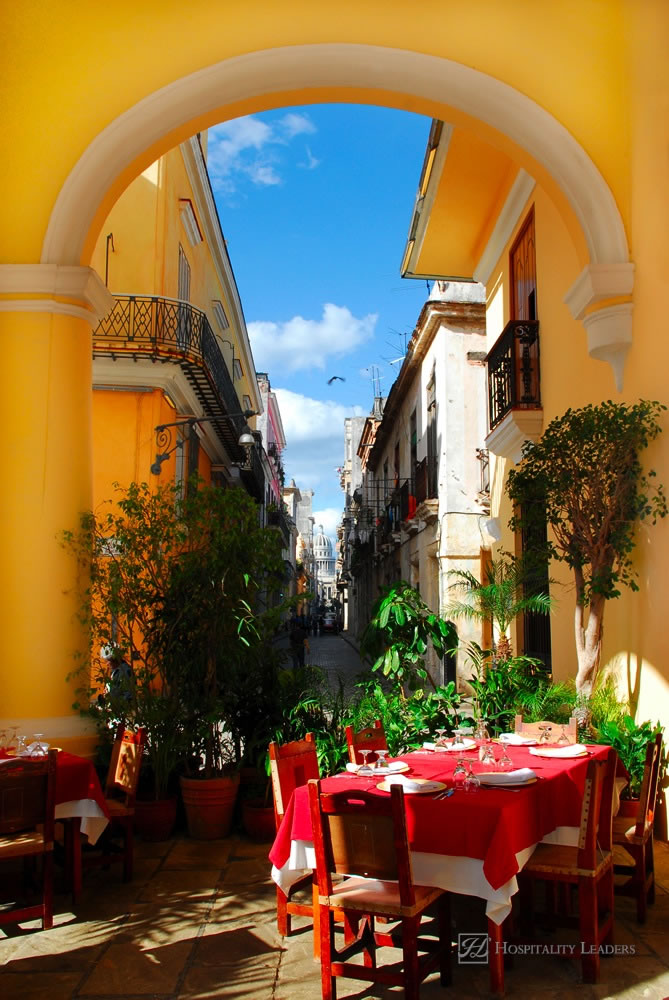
left=64, top=481, right=193, bottom=802
left=360, top=581, right=457, bottom=695
left=507, top=400, right=667, bottom=697
left=446, top=553, right=552, bottom=661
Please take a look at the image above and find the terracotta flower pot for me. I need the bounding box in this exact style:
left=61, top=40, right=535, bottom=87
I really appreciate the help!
left=134, top=797, right=178, bottom=842
left=242, top=798, right=276, bottom=842
left=180, top=772, right=240, bottom=840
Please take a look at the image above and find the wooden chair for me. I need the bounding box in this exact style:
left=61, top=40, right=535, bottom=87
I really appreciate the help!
left=308, top=778, right=450, bottom=1000
left=345, top=719, right=388, bottom=765
left=81, top=725, right=146, bottom=885
left=0, top=748, right=57, bottom=930
left=517, top=749, right=617, bottom=983
left=269, top=734, right=320, bottom=943
left=613, top=733, right=663, bottom=922
left=514, top=715, right=577, bottom=744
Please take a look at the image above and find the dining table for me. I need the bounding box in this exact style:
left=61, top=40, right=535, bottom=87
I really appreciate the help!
left=269, top=740, right=614, bottom=994
left=1, top=748, right=110, bottom=900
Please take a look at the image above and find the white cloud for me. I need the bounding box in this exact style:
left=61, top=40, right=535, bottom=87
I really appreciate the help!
left=299, top=145, right=321, bottom=170
left=207, top=113, right=317, bottom=193
left=249, top=304, right=377, bottom=374
left=274, top=388, right=364, bottom=445
left=313, top=507, right=342, bottom=538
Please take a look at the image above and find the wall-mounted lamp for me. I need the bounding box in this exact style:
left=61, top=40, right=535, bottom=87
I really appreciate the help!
left=151, top=410, right=256, bottom=476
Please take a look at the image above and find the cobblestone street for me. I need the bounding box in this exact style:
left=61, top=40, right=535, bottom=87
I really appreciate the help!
left=275, top=629, right=369, bottom=695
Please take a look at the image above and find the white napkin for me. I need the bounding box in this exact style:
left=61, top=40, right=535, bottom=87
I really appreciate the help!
left=383, top=774, right=428, bottom=793
left=529, top=744, right=588, bottom=758
left=499, top=733, right=536, bottom=745
left=346, top=761, right=406, bottom=774
left=478, top=767, right=536, bottom=786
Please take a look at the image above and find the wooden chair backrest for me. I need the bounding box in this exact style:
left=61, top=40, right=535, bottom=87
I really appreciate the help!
left=105, top=725, right=147, bottom=806
left=514, top=715, right=577, bottom=744
left=0, top=748, right=57, bottom=843
left=633, top=733, right=663, bottom=836
left=268, top=733, right=319, bottom=824
left=345, top=719, right=388, bottom=764
left=577, top=749, right=616, bottom=869
left=308, top=779, right=415, bottom=908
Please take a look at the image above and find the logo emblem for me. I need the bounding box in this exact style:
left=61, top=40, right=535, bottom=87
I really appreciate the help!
left=458, top=932, right=489, bottom=964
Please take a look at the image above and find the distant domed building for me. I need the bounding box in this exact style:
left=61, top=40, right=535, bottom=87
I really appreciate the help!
left=313, top=525, right=336, bottom=601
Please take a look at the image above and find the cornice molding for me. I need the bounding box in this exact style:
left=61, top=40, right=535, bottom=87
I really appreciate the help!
left=0, top=264, right=114, bottom=323
left=473, top=170, right=536, bottom=285
left=564, top=263, right=635, bottom=320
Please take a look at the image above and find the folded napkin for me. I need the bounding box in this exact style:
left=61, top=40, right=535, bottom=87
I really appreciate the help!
left=529, top=744, right=588, bottom=758
left=498, top=733, right=536, bottom=745
left=383, top=774, right=427, bottom=793
left=478, top=767, right=536, bottom=786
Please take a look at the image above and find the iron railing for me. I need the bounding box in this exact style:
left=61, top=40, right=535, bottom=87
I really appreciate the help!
left=486, top=320, right=541, bottom=430
left=414, top=457, right=438, bottom=504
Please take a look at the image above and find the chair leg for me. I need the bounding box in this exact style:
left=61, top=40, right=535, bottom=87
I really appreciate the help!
left=319, top=907, right=335, bottom=1000
left=646, top=837, right=655, bottom=905
left=488, top=917, right=505, bottom=995
left=276, top=885, right=290, bottom=936
left=43, top=852, right=54, bottom=930
left=438, top=892, right=451, bottom=986
left=402, top=916, right=420, bottom=1000
left=312, top=878, right=320, bottom=960
left=579, top=877, right=600, bottom=983
left=635, top=845, right=648, bottom=923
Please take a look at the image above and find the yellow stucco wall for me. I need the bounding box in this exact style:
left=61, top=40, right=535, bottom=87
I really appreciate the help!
left=2, top=0, right=668, bottom=732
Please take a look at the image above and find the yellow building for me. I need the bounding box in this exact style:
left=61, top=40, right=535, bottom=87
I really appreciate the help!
left=1, top=0, right=667, bottom=743
left=89, top=136, right=263, bottom=507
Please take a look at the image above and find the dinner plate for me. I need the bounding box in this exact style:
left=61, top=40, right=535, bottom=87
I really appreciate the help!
left=346, top=761, right=410, bottom=775
left=422, top=739, right=476, bottom=752
left=529, top=745, right=588, bottom=759
left=477, top=773, right=538, bottom=787
left=376, top=778, right=446, bottom=794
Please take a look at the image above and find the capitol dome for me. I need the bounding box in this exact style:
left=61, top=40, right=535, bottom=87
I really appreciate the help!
left=314, top=529, right=333, bottom=559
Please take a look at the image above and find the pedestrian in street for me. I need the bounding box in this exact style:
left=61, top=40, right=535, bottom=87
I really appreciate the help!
left=289, top=617, right=309, bottom=668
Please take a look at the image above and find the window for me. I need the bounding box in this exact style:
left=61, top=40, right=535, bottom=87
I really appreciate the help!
left=233, top=359, right=243, bottom=381
left=178, top=244, right=191, bottom=302
left=177, top=245, right=191, bottom=350
left=212, top=300, right=229, bottom=331
left=510, top=207, right=536, bottom=321
left=426, top=369, right=437, bottom=497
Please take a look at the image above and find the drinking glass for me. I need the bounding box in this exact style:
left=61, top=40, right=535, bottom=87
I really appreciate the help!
left=9, top=726, right=19, bottom=751
left=16, top=733, right=29, bottom=755
left=538, top=724, right=553, bottom=744
left=480, top=742, right=497, bottom=767
left=33, top=733, right=47, bottom=756
left=357, top=749, right=374, bottom=776
left=464, top=763, right=481, bottom=792
left=556, top=726, right=570, bottom=745
left=0, top=730, right=7, bottom=750
left=435, top=728, right=448, bottom=747
left=375, top=749, right=389, bottom=771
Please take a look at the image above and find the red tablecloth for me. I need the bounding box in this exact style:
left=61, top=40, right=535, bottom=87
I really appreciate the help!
left=1, top=750, right=109, bottom=819
left=269, top=744, right=611, bottom=891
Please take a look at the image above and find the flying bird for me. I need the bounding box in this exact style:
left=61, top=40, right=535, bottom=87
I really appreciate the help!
left=327, top=376, right=346, bottom=385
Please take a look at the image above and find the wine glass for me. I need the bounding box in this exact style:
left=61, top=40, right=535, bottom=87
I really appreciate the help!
left=375, top=749, right=389, bottom=771
left=0, top=729, right=7, bottom=750
left=33, top=733, right=46, bottom=756
left=464, top=762, right=481, bottom=792
left=498, top=743, right=514, bottom=769
left=16, top=733, right=29, bottom=755
left=357, top=749, right=374, bottom=776
left=452, top=755, right=467, bottom=791
left=538, top=724, right=553, bottom=744
left=480, top=742, right=497, bottom=767
left=556, top=725, right=570, bottom=745
left=9, top=726, right=19, bottom=753
left=435, top=727, right=448, bottom=747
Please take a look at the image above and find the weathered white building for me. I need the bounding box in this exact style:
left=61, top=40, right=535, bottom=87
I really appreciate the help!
left=349, top=281, right=491, bottom=684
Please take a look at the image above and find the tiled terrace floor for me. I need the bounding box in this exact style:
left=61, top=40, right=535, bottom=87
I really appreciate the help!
left=1, top=836, right=668, bottom=999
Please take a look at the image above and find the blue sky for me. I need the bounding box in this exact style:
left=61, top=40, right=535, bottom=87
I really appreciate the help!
left=209, top=104, right=432, bottom=538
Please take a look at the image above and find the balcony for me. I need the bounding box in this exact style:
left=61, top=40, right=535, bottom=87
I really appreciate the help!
left=485, top=320, right=543, bottom=462
left=93, top=295, right=248, bottom=459
left=414, top=457, right=438, bottom=504
left=267, top=506, right=292, bottom=546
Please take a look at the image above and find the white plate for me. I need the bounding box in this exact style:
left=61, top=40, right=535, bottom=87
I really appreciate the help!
left=478, top=773, right=538, bottom=787
left=529, top=745, right=588, bottom=759
left=346, top=760, right=410, bottom=775
left=376, top=778, right=446, bottom=795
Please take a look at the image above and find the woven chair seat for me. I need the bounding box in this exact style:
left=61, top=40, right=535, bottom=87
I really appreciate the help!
left=0, top=830, right=53, bottom=859
left=322, top=876, right=443, bottom=918
left=524, top=842, right=612, bottom=878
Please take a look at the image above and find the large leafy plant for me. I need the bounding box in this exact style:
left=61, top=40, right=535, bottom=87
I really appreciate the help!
left=360, top=581, right=457, bottom=694
left=593, top=716, right=664, bottom=798
left=507, top=400, right=667, bottom=695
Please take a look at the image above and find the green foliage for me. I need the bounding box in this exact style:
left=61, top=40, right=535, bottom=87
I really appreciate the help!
left=64, top=478, right=291, bottom=786
left=457, top=641, right=545, bottom=734
left=360, top=581, right=457, bottom=693
left=592, top=715, right=664, bottom=798
left=507, top=400, right=667, bottom=605
left=447, top=553, right=552, bottom=652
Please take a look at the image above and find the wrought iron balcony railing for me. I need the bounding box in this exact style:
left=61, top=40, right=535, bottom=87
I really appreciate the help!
left=95, top=293, right=246, bottom=445
left=414, top=457, right=438, bottom=504
left=486, top=320, right=541, bottom=430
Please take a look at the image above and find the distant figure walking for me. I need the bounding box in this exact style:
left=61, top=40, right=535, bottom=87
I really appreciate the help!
left=289, top=617, right=309, bottom=668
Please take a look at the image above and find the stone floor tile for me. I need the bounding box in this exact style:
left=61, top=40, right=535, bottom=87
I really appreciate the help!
left=204, top=886, right=277, bottom=930
left=219, top=856, right=275, bottom=887
left=162, top=838, right=233, bottom=870
left=179, top=959, right=279, bottom=999
left=0, top=971, right=83, bottom=1000
left=137, top=868, right=219, bottom=905
left=79, top=938, right=194, bottom=995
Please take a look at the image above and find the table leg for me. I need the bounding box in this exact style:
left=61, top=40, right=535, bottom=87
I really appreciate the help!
left=488, top=917, right=505, bottom=995
left=64, top=818, right=82, bottom=903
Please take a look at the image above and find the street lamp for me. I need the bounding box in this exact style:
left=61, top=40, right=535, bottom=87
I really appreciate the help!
left=151, top=410, right=257, bottom=475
